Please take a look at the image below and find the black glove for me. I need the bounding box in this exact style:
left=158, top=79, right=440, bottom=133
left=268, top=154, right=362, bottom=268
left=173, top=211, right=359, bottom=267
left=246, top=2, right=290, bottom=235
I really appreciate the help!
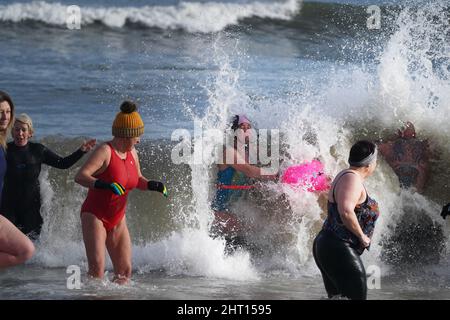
left=148, top=180, right=168, bottom=198
left=94, top=179, right=126, bottom=196
left=441, top=203, right=450, bottom=220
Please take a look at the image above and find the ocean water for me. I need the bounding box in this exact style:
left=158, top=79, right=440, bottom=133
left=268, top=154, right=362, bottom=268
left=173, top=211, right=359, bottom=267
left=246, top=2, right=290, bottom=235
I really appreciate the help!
left=0, top=0, right=449, bottom=300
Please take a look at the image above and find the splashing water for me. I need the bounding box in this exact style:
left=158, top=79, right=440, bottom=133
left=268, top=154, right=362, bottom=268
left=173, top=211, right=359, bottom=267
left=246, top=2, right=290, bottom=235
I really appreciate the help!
left=18, top=0, right=450, bottom=289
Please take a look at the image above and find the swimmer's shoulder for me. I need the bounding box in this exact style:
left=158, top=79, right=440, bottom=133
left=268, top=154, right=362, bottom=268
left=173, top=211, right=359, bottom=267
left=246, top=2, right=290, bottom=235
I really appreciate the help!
left=89, top=142, right=112, bottom=160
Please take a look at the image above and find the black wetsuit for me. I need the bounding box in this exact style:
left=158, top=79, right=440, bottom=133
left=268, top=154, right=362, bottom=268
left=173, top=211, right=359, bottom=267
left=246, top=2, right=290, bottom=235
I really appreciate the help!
left=313, top=230, right=368, bottom=299
left=1, top=142, right=85, bottom=237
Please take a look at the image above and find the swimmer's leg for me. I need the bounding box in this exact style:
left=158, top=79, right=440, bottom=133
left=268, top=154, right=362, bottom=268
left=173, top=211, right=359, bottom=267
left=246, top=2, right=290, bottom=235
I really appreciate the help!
left=331, top=245, right=367, bottom=300
left=313, top=232, right=340, bottom=298
left=223, top=234, right=247, bottom=254
left=211, top=211, right=248, bottom=255
left=212, top=211, right=242, bottom=236
left=21, top=206, right=43, bottom=241
left=106, top=217, right=132, bottom=285
left=313, top=231, right=367, bottom=299
left=0, top=215, right=35, bottom=268
left=16, top=200, right=43, bottom=238
left=316, top=235, right=367, bottom=300
left=81, top=212, right=107, bottom=279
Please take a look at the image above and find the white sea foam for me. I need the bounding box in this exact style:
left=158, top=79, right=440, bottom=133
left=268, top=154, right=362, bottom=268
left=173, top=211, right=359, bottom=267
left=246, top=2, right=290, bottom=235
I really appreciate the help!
left=0, top=0, right=301, bottom=32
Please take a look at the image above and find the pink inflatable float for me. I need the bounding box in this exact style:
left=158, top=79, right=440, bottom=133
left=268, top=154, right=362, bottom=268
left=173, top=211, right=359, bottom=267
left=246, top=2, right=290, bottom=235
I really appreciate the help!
left=281, top=160, right=329, bottom=192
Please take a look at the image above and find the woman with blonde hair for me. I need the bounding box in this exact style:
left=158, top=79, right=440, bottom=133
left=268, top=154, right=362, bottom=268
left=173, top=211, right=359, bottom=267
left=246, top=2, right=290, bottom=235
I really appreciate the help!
left=0, top=113, right=96, bottom=239
left=0, top=91, right=35, bottom=268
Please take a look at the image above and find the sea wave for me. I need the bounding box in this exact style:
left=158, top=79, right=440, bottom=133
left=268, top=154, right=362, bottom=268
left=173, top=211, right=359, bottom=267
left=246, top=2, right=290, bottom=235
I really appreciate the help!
left=0, top=0, right=301, bottom=33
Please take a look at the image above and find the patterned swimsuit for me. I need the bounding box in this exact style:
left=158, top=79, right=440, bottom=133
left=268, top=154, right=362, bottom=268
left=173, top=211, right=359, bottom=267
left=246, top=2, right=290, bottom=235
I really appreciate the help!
left=322, top=171, right=380, bottom=254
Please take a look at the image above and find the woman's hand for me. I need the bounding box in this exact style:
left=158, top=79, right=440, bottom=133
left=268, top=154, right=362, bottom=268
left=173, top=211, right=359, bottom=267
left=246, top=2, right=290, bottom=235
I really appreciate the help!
left=359, top=234, right=371, bottom=248
left=94, top=180, right=126, bottom=196
left=81, top=139, right=97, bottom=152
left=148, top=180, right=168, bottom=198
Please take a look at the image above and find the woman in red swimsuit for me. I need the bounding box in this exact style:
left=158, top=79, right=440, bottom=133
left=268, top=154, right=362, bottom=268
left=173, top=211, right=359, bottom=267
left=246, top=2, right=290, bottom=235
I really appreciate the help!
left=75, top=101, right=167, bottom=284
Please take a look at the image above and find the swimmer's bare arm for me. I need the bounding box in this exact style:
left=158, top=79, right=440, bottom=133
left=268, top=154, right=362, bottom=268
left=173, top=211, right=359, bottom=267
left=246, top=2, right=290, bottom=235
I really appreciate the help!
left=74, top=143, right=110, bottom=188
left=230, top=148, right=277, bottom=180
left=335, top=174, right=370, bottom=248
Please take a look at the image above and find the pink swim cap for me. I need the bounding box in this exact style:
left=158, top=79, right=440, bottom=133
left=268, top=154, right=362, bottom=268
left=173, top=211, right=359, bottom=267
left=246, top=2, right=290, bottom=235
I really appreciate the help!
left=281, top=160, right=329, bottom=192
left=238, top=114, right=251, bottom=126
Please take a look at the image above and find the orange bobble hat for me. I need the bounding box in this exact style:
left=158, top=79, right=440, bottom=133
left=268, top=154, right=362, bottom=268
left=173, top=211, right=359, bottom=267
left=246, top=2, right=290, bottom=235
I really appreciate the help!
left=112, top=101, right=144, bottom=138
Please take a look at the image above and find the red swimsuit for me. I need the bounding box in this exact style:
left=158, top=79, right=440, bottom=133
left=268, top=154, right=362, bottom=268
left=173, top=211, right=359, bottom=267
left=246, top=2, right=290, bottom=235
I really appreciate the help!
left=81, top=143, right=139, bottom=231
